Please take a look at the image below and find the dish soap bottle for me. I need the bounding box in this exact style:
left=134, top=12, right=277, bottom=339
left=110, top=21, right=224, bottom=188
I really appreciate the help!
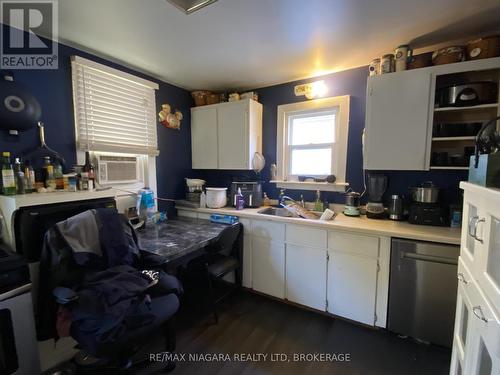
left=236, top=187, right=245, bottom=210
left=263, top=192, right=271, bottom=207
left=314, top=190, right=323, bottom=212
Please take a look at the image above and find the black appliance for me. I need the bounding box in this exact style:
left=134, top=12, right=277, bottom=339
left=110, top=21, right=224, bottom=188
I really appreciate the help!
left=14, top=197, right=116, bottom=263
left=366, top=174, right=387, bottom=219
left=408, top=203, right=448, bottom=226
left=0, top=245, right=40, bottom=374
left=230, top=182, right=262, bottom=208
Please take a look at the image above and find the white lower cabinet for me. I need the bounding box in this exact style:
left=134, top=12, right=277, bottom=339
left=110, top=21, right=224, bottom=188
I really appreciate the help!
left=285, top=244, right=327, bottom=311
left=239, top=218, right=252, bottom=288
left=251, top=237, right=285, bottom=299
left=327, top=251, right=378, bottom=325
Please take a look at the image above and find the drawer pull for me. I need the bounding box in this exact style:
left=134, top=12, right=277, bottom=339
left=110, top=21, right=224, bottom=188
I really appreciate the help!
left=468, top=216, right=479, bottom=238
left=472, top=306, right=488, bottom=323
left=457, top=273, right=468, bottom=284
left=473, top=218, right=485, bottom=243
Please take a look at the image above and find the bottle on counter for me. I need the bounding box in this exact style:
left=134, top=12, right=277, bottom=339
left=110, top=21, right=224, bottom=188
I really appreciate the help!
left=43, top=156, right=56, bottom=189
left=300, top=194, right=305, bottom=208
left=83, top=151, right=95, bottom=189
left=262, top=192, right=271, bottom=207
left=235, top=187, right=245, bottom=210
left=24, top=160, right=35, bottom=193
left=14, top=158, right=25, bottom=194
left=200, top=190, right=207, bottom=208
left=54, top=161, right=64, bottom=190
left=314, top=190, right=323, bottom=212
left=1, top=152, right=16, bottom=195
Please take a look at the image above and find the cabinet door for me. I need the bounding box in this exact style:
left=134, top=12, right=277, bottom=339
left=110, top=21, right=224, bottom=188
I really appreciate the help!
left=252, top=237, right=285, bottom=298
left=461, top=191, right=485, bottom=277
left=285, top=244, right=327, bottom=311
left=464, top=281, right=500, bottom=375
left=364, top=69, right=433, bottom=170
left=327, top=251, right=378, bottom=325
left=217, top=101, right=249, bottom=169
left=191, top=107, right=218, bottom=169
left=477, top=198, right=500, bottom=314
left=240, top=218, right=252, bottom=289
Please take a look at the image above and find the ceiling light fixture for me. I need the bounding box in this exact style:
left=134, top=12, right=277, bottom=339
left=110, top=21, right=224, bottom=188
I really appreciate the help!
left=166, top=0, right=218, bottom=14
left=294, top=80, right=328, bottom=100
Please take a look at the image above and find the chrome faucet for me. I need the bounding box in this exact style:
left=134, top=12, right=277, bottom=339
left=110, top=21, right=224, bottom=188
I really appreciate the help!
left=280, top=195, right=297, bottom=207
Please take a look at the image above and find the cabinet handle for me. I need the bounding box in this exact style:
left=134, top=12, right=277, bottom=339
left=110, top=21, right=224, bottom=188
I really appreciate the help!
left=473, top=218, right=486, bottom=243
left=457, top=273, right=468, bottom=284
left=468, top=216, right=479, bottom=238
left=472, top=306, right=488, bottom=323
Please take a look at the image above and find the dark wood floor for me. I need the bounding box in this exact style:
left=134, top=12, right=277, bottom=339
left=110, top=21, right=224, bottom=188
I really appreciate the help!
left=139, top=291, right=451, bottom=375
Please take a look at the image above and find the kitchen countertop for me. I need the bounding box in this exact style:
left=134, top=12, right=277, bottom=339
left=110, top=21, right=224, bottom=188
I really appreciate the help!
left=177, top=205, right=462, bottom=245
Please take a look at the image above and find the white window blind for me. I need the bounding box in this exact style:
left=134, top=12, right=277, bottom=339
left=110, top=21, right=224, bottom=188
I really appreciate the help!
left=71, top=56, right=160, bottom=156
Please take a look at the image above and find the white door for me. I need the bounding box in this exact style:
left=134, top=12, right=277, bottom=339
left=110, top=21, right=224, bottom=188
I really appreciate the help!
left=476, top=198, right=500, bottom=314
left=191, top=107, right=218, bottom=169
left=252, top=237, right=285, bottom=298
left=217, top=101, right=248, bottom=169
left=364, top=69, right=433, bottom=170
left=327, top=251, right=378, bottom=325
left=285, top=244, right=327, bottom=311
left=464, top=281, right=500, bottom=375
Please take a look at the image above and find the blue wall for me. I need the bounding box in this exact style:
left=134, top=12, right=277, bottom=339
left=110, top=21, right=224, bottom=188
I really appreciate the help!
left=0, top=24, right=193, bottom=202
left=189, top=66, right=466, bottom=205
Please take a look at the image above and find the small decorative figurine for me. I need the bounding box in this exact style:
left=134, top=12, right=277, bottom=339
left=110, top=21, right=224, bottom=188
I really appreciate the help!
left=158, top=104, right=183, bottom=130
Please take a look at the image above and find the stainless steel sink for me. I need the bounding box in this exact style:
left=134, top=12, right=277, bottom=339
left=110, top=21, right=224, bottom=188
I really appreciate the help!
left=257, top=207, right=295, bottom=217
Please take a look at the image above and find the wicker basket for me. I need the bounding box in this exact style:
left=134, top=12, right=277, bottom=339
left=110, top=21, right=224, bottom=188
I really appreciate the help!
left=191, top=90, right=211, bottom=106
left=206, top=93, right=221, bottom=105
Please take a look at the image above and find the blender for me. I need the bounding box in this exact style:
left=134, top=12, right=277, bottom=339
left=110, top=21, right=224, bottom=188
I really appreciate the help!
left=366, top=174, right=387, bottom=219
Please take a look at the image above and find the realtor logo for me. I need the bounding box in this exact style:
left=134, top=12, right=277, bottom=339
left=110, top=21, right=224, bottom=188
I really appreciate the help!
left=1, top=0, right=58, bottom=69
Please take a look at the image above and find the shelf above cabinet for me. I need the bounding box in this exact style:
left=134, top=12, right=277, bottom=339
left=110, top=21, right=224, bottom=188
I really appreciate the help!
left=432, top=136, right=476, bottom=141
left=434, top=103, right=498, bottom=112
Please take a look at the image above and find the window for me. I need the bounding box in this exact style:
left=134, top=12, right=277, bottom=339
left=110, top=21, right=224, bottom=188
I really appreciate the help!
left=276, top=96, right=349, bottom=192
left=71, top=56, right=159, bottom=190
left=71, top=56, right=159, bottom=155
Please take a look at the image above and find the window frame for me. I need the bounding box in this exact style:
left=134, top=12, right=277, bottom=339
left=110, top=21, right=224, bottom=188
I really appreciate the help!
left=276, top=96, right=350, bottom=192
left=71, top=56, right=159, bottom=193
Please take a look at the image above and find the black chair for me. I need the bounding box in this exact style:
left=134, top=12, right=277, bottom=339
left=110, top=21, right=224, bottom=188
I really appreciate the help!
left=38, top=209, right=181, bottom=373
left=204, top=223, right=243, bottom=324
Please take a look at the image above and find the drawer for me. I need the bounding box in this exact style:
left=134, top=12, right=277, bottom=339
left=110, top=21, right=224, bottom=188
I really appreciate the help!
left=286, top=224, right=327, bottom=248
left=328, top=231, right=379, bottom=258
left=251, top=219, right=285, bottom=241
left=177, top=210, right=197, bottom=219
left=197, top=212, right=211, bottom=220
left=457, top=256, right=474, bottom=288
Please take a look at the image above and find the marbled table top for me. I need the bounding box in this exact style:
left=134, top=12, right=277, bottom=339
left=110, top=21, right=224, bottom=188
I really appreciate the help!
left=136, top=217, right=231, bottom=263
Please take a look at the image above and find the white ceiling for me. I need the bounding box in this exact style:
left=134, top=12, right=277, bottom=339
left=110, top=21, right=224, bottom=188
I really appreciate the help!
left=52, top=0, right=500, bottom=90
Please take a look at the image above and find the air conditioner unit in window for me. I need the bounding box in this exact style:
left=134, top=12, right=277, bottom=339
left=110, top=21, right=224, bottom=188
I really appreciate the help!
left=97, top=155, right=141, bottom=184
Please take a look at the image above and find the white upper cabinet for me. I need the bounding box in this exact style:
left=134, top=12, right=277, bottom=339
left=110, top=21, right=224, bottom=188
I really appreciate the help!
left=364, top=68, right=433, bottom=170
left=191, top=106, right=218, bottom=169
left=191, top=99, right=262, bottom=170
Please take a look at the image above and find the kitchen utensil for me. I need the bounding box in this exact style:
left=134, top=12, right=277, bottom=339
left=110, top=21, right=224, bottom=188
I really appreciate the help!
left=22, top=122, right=66, bottom=168
left=436, top=81, right=498, bottom=107
left=394, top=45, right=412, bottom=72
left=205, top=187, right=228, bottom=208
left=0, top=73, right=41, bottom=135
left=380, top=54, right=394, bottom=74
left=466, top=35, right=500, bottom=60
left=432, top=46, right=464, bottom=65
left=409, top=181, right=440, bottom=203
left=388, top=195, right=404, bottom=221
left=366, top=173, right=387, bottom=219
left=252, top=152, right=266, bottom=173
left=369, top=58, right=380, bottom=76
left=407, top=52, right=433, bottom=69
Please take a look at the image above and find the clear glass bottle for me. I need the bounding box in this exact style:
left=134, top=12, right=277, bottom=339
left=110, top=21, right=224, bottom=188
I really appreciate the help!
left=14, top=158, right=25, bottom=194
left=24, top=160, right=35, bottom=193
left=263, top=192, right=271, bottom=207
left=54, top=161, right=64, bottom=190
left=43, top=156, right=56, bottom=189
left=314, top=190, right=323, bottom=212
left=1, top=152, right=16, bottom=195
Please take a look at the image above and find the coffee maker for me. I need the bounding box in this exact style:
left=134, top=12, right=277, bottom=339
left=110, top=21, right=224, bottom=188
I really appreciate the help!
left=366, top=174, right=387, bottom=219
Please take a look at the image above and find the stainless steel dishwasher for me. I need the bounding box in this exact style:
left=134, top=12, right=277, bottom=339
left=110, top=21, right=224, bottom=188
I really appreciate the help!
left=388, top=238, right=459, bottom=348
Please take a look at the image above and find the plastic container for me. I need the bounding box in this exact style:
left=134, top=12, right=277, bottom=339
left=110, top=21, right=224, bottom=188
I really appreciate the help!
left=206, top=187, right=227, bottom=208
